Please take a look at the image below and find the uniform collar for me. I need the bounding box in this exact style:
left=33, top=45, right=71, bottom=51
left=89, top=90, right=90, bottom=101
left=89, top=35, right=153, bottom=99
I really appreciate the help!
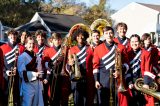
left=53, top=45, right=61, bottom=51
left=8, top=41, right=17, bottom=48
left=25, top=50, right=35, bottom=58
left=105, top=41, right=114, bottom=50
left=118, top=36, right=126, bottom=42
left=78, top=43, right=85, bottom=50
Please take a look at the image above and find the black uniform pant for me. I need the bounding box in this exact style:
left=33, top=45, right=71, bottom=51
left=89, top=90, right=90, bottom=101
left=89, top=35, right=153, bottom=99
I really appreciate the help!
left=129, top=89, right=146, bottom=106
left=71, top=80, right=87, bottom=106
left=97, top=87, right=117, bottom=106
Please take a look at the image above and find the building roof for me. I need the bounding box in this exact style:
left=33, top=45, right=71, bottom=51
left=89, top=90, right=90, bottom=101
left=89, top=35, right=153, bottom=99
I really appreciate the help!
left=15, top=20, right=47, bottom=31
left=37, top=12, right=86, bottom=32
left=15, top=12, right=86, bottom=33
left=138, top=3, right=160, bottom=12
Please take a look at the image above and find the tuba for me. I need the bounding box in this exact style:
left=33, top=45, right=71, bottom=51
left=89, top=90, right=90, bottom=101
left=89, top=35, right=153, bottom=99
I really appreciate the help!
left=115, top=48, right=127, bottom=92
left=90, top=19, right=111, bottom=40
left=134, top=78, right=160, bottom=100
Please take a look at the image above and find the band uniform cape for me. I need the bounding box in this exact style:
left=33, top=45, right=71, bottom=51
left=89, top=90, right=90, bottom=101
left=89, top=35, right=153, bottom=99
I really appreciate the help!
left=0, top=43, right=25, bottom=105
left=93, top=41, right=131, bottom=106
left=17, top=50, right=44, bottom=106
left=68, top=44, right=94, bottom=106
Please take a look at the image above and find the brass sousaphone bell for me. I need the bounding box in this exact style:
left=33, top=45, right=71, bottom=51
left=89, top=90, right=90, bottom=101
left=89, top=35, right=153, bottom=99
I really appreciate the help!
left=90, top=19, right=111, bottom=40
left=69, top=23, right=91, bottom=39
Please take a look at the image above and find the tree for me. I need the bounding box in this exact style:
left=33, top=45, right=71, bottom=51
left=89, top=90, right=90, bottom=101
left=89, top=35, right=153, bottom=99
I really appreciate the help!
left=40, top=0, right=87, bottom=15
left=0, top=0, right=112, bottom=28
left=81, top=0, right=112, bottom=25
left=0, top=0, right=40, bottom=27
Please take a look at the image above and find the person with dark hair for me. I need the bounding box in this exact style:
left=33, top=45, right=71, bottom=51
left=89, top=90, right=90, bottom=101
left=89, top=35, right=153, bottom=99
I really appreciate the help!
left=66, top=27, right=94, bottom=106
left=42, top=32, right=68, bottom=106
left=126, top=34, right=146, bottom=106
left=93, top=26, right=130, bottom=106
left=114, top=22, right=131, bottom=51
left=140, top=33, right=160, bottom=106
left=17, top=37, right=44, bottom=106
left=19, top=30, right=31, bottom=46
left=0, top=29, right=25, bottom=106
left=34, top=29, right=48, bottom=58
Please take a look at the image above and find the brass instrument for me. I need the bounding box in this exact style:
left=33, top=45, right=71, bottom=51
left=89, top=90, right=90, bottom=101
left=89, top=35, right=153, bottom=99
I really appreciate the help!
left=69, top=54, right=82, bottom=81
left=69, top=23, right=91, bottom=38
left=109, top=69, right=114, bottom=106
left=60, top=37, right=72, bottom=76
left=69, top=23, right=91, bottom=45
left=8, top=48, right=19, bottom=106
left=50, top=37, right=71, bottom=102
left=115, top=48, right=127, bottom=92
left=134, top=78, right=160, bottom=100
left=90, top=19, right=111, bottom=37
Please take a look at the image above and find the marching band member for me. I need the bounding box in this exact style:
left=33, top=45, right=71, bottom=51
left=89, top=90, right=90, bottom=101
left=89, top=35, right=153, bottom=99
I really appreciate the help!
left=42, top=32, right=70, bottom=106
left=126, top=34, right=146, bottom=106
left=47, top=36, right=54, bottom=47
left=17, top=37, right=44, bottom=106
left=0, top=29, right=25, bottom=105
left=93, top=26, right=130, bottom=106
left=140, top=33, right=159, bottom=106
left=67, top=28, right=94, bottom=106
left=18, top=30, right=31, bottom=46
left=33, top=30, right=49, bottom=105
left=90, top=30, right=103, bottom=50
left=114, top=22, right=131, bottom=51
left=34, top=30, right=48, bottom=58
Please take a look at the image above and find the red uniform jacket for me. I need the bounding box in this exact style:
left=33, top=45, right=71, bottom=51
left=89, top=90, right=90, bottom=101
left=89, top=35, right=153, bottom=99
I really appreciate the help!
left=93, top=41, right=129, bottom=87
left=93, top=41, right=130, bottom=106
left=1, top=43, right=25, bottom=70
left=114, top=36, right=131, bottom=52
left=34, top=44, right=48, bottom=58
left=140, top=45, right=158, bottom=106
left=141, top=45, right=159, bottom=83
left=0, top=43, right=25, bottom=79
left=69, top=44, right=93, bottom=77
left=42, top=46, right=62, bottom=73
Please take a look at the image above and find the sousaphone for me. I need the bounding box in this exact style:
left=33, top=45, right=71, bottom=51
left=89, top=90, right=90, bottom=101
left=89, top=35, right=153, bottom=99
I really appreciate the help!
left=90, top=19, right=111, bottom=40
